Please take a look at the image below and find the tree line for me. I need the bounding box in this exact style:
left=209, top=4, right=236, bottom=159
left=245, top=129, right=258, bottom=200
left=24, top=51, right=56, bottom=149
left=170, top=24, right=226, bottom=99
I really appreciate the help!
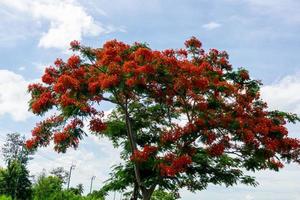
left=0, top=133, right=176, bottom=200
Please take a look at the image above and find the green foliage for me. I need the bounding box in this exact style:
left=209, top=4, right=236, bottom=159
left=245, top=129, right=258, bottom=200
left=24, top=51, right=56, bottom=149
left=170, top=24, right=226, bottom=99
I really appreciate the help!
left=0, top=160, right=32, bottom=200
left=0, top=195, right=12, bottom=200
left=48, top=190, right=82, bottom=200
left=151, top=189, right=177, bottom=200
left=31, top=174, right=99, bottom=200
left=33, top=175, right=62, bottom=200
left=68, top=184, right=84, bottom=196
left=85, top=191, right=105, bottom=200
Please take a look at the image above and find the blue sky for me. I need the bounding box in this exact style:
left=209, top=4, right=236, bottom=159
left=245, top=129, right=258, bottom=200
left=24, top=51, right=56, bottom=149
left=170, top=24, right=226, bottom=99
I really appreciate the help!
left=0, top=0, right=300, bottom=199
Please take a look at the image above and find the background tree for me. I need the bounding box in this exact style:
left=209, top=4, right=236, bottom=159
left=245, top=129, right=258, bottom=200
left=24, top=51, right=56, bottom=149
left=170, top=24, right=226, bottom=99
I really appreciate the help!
left=26, top=37, right=300, bottom=200
left=32, top=175, right=62, bottom=200
left=0, top=160, right=32, bottom=200
left=2, top=133, right=32, bottom=165
left=50, top=167, right=69, bottom=184
left=68, top=184, right=84, bottom=196
left=0, top=133, right=32, bottom=200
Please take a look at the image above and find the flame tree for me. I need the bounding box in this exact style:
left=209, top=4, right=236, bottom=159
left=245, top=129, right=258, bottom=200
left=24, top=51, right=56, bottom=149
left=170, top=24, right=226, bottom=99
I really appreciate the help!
left=26, top=37, right=300, bottom=200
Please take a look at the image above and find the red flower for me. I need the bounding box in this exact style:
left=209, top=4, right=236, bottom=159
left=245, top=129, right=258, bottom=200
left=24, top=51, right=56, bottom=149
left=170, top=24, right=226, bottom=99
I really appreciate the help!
left=67, top=55, right=81, bottom=68
left=89, top=118, right=107, bottom=133
left=53, top=132, right=69, bottom=144
left=31, top=91, right=53, bottom=114
left=194, top=77, right=209, bottom=90
left=163, top=49, right=175, bottom=57
left=177, top=49, right=188, bottom=58
left=143, top=145, right=158, bottom=155
left=134, top=48, right=152, bottom=63
left=171, top=155, right=192, bottom=172
left=205, top=131, right=217, bottom=145
left=54, top=58, right=64, bottom=67
left=270, top=158, right=284, bottom=169
left=31, top=125, right=42, bottom=137
left=25, top=138, right=37, bottom=150
left=207, top=143, right=225, bottom=157
left=195, top=118, right=205, bottom=127
left=99, top=74, right=119, bottom=89
left=70, top=40, right=80, bottom=49
left=54, top=75, right=80, bottom=93
left=126, top=78, right=136, bottom=87
left=184, top=36, right=202, bottom=49
left=244, top=130, right=255, bottom=143
left=60, top=94, right=77, bottom=107
left=123, top=61, right=137, bottom=73
left=42, top=67, right=57, bottom=84
left=159, top=164, right=176, bottom=177
left=131, top=145, right=158, bottom=162
left=239, top=70, right=250, bottom=80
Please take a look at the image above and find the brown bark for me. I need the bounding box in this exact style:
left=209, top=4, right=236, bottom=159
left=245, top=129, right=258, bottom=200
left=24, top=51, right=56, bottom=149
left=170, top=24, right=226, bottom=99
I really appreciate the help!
left=141, top=184, right=156, bottom=200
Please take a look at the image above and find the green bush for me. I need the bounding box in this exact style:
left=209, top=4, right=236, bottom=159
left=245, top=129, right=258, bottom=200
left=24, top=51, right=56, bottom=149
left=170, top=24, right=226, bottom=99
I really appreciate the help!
left=0, top=195, right=12, bottom=200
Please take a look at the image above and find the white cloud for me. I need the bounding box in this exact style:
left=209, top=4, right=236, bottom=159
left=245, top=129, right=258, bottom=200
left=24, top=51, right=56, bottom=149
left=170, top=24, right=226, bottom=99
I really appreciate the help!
left=0, top=70, right=32, bottom=121
left=261, top=73, right=300, bottom=114
left=202, top=21, right=222, bottom=30
left=0, top=0, right=119, bottom=49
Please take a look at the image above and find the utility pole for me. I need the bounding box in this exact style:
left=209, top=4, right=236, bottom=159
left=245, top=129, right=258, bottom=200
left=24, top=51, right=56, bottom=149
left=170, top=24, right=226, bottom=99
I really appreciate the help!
left=67, top=164, right=75, bottom=189
left=89, top=176, right=96, bottom=194
left=113, top=191, right=116, bottom=200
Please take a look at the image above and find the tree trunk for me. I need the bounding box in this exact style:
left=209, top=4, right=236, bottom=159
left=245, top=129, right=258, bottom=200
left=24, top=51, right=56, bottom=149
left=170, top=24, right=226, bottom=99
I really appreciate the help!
left=124, top=103, right=145, bottom=199
left=141, top=185, right=156, bottom=200
left=131, top=182, right=139, bottom=200
left=123, top=102, right=156, bottom=200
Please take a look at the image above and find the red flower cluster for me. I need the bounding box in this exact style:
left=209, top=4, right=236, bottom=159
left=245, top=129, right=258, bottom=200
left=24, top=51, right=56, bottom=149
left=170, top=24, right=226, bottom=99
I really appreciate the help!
left=70, top=40, right=80, bottom=49
left=67, top=55, right=81, bottom=68
left=89, top=118, right=107, bottom=133
left=207, top=143, right=225, bottom=157
left=25, top=138, right=38, bottom=149
left=54, top=132, right=69, bottom=144
left=239, top=70, right=250, bottom=80
left=131, top=145, right=158, bottom=162
left=98, top=74, right=119, bottom=89
left=25, top=116, right=64, bottom=150
left=270, top=158, right=284, bottom=169
left=42, top=67, right=58, bottom=84
left=31, top=91, right=53, bottom=114
left=52, top=119, right=84, bottom=152
left=60, top=94, right=77, bottom=107
left=184, top=36, right=202, bottom=49
left=161, top=123, right=198, bottom=144
left=134, top=48, right=152, bottom=63
left=54, top=74, right=80, bottom=93
left=159, top=154, right=192, bottom=177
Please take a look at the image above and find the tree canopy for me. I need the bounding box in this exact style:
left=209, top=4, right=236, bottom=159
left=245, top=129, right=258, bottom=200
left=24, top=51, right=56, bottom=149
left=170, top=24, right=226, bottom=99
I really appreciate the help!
left=26, top=37, right=300, bottom=200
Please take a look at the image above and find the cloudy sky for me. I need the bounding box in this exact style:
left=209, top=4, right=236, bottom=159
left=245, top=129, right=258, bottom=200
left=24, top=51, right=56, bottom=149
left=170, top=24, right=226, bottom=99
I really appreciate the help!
left=0, top=0, right=300, bottom=199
